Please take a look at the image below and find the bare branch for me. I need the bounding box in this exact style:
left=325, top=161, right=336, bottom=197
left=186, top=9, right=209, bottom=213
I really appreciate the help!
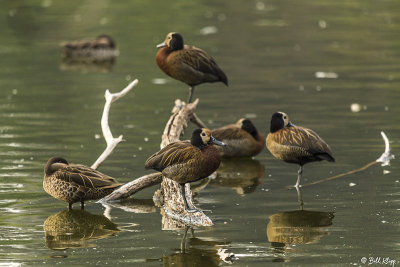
left=99, top=173, right=162, bottom=202
left=376, top=131, right=395, bottom=166
left=190, top=113, right=207, bottom=128
left=296, top=131, right=394, bottom=188
left=161, top=99, right=199, bottom=149
left=99, top=97, right=213, bottom=227
left=91, top=79, right=138, bottom=169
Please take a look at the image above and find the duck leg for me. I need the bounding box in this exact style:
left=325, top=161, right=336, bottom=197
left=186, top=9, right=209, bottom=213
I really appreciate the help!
left=187, top=86, right=195, bottom=103
left=295, top=185, right=304, bottom=210
left=295, top=165, right=303, bottom=188
left=180, top=183, right=198, bottom=212
left=180, top=226, right=190, bottom=252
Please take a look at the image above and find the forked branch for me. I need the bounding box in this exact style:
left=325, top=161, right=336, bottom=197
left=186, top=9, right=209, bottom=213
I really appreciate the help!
left=91, top=79, right=138, bottom=170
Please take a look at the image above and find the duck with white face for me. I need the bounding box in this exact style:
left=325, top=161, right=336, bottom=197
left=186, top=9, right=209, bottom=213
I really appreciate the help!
left=266, top=111, right=335, bottom=188
left=145, top=128, right=226, bottom=212
left=211, top=118, right=265, bottom=158
left=156, top=32, right=228, bottom=103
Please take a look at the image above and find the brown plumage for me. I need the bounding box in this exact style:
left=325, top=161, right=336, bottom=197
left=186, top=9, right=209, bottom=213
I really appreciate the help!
left=212, top=118, right=265, bottom=157
left=145, top=128, right=225, bottom=211
left=266, top=112, right=334, bottom=187
left=156, top=32, right=228, bottom=103
left=43, top=157, right=122, bottom=209
left=61, top=35, right=118, bottom=59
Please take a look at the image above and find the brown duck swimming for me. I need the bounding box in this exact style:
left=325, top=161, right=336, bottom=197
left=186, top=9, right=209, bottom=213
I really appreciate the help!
left=266, top=112, right=334, bottom=188
left=212, top=118, right=265, bottom=157
left=61, top=35, right=119, bottom=59
left=43, top=157, right=122, bottom=209
left=145, top=128, right=226, bottom=212
left=156, top=32, right=228, bottom=103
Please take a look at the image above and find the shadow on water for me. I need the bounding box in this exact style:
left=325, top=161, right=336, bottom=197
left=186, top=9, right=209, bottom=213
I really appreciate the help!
left=267, top=209, right=334, bottom=263
left=209, top=158, right=265, bottom=195
left=43, top=209, right=120, bottom=250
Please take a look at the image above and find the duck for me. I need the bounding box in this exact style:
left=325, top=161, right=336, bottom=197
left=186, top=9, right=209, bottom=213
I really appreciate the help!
left=43, top=157, right=122, bottom=209
left=145, top=128, right=226, bottom=212
left=61, top=34, right=119, bottom=59
left=156, top=32, right=228, bottom=103
left=211, top=118, right=265, bottom=157
left=266, top=112, right=334, bottom=188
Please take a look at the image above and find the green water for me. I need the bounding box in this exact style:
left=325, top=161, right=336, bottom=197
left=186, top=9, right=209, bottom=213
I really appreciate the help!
left=0, top=0, right=399, bottom=266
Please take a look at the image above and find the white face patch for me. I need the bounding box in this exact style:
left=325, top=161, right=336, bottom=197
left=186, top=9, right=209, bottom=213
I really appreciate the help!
left=200, top=129, right=211, bottom=144
left=279, top=112, right=290, bottom=127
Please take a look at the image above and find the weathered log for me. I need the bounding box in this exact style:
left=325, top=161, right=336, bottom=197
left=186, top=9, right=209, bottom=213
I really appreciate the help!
left=158, top=99, right=213, bottom=227
left=100, top=173, right=162, bottom=202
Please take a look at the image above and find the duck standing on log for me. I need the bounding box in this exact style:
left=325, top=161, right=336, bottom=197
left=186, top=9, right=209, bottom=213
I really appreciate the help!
left=145, top=128, right=226, bottom=212
left=156, top=32, right=228, bottom=103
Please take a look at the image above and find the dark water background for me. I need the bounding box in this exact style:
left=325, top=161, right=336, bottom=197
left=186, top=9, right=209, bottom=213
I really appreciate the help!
left=0, top=0, right=399, bottom=266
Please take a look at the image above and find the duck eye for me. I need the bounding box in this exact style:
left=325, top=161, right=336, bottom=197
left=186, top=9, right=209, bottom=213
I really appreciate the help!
left=283, top=116, right=287, bottom=120
left=201, top=133, right=206, bottom=137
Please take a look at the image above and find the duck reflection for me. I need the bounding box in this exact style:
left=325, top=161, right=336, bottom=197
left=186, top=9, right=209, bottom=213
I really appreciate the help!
left=267, top=210, right=334, bottom=253
left=44, top=209, right=120, bottom=250
left=105, top=198, right=157, bottom=214
left=149, top=227, right=234, bottom=266
left=59, top=57, right=116, bottom=73
left=210, top=158, right=265, bottom=195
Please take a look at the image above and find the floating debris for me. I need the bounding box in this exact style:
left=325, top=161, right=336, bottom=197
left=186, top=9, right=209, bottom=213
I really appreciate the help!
left=217, top=248, right=236, bottom=264
left=315, top=72, right=338, bottom=79
left=217, top=13, right=227, bottom=21
left=244, top=113, right=257, bottom=119
left=350, top=103, right=362, bottom=112
left=152, top=78, right=167, bottom=85
left=318, top=20, right=327, bottom=29
left=200, top=26, right=218, bottom=35
left=349, top=183, right=356, bottom=187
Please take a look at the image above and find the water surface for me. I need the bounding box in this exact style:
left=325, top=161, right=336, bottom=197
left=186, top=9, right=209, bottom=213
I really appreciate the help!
left=0, top=0, right=399, bottom=266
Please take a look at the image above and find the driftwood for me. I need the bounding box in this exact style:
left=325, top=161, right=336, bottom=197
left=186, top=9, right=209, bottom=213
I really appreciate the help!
left=157, top=99, right=213, bottom=227
left=95, top=92, right=213, bottom=226
left=91, top=79, right=138, bottom=170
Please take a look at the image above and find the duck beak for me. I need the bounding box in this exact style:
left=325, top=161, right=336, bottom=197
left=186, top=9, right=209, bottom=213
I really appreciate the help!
left=209, top=136, right=226, bottom=146
left=156, top=42, right=167, bottom=48
left=287, top=121, right=295, bottom=127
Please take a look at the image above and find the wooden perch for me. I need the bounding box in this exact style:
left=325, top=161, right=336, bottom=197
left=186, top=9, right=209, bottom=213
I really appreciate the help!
left=100, top=99, right=203, bottom=203
left=100, top=173, right=162, bottom=202
left=91, top=79, right=138, bottom=170
left=159, top=99, right=213, bottom=227
left=99, top=96, right=213, bottom=226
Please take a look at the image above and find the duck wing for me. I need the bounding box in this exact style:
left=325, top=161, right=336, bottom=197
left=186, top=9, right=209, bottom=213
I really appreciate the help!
left=145, top=141, right=200, bottom=171
left=279, top=126, right=334, bottom=161
left=172, top=45, right=228, bottom=84
left=57, top=164, right=121, bottom=189
left=212, top=125, right=244, bottom=140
